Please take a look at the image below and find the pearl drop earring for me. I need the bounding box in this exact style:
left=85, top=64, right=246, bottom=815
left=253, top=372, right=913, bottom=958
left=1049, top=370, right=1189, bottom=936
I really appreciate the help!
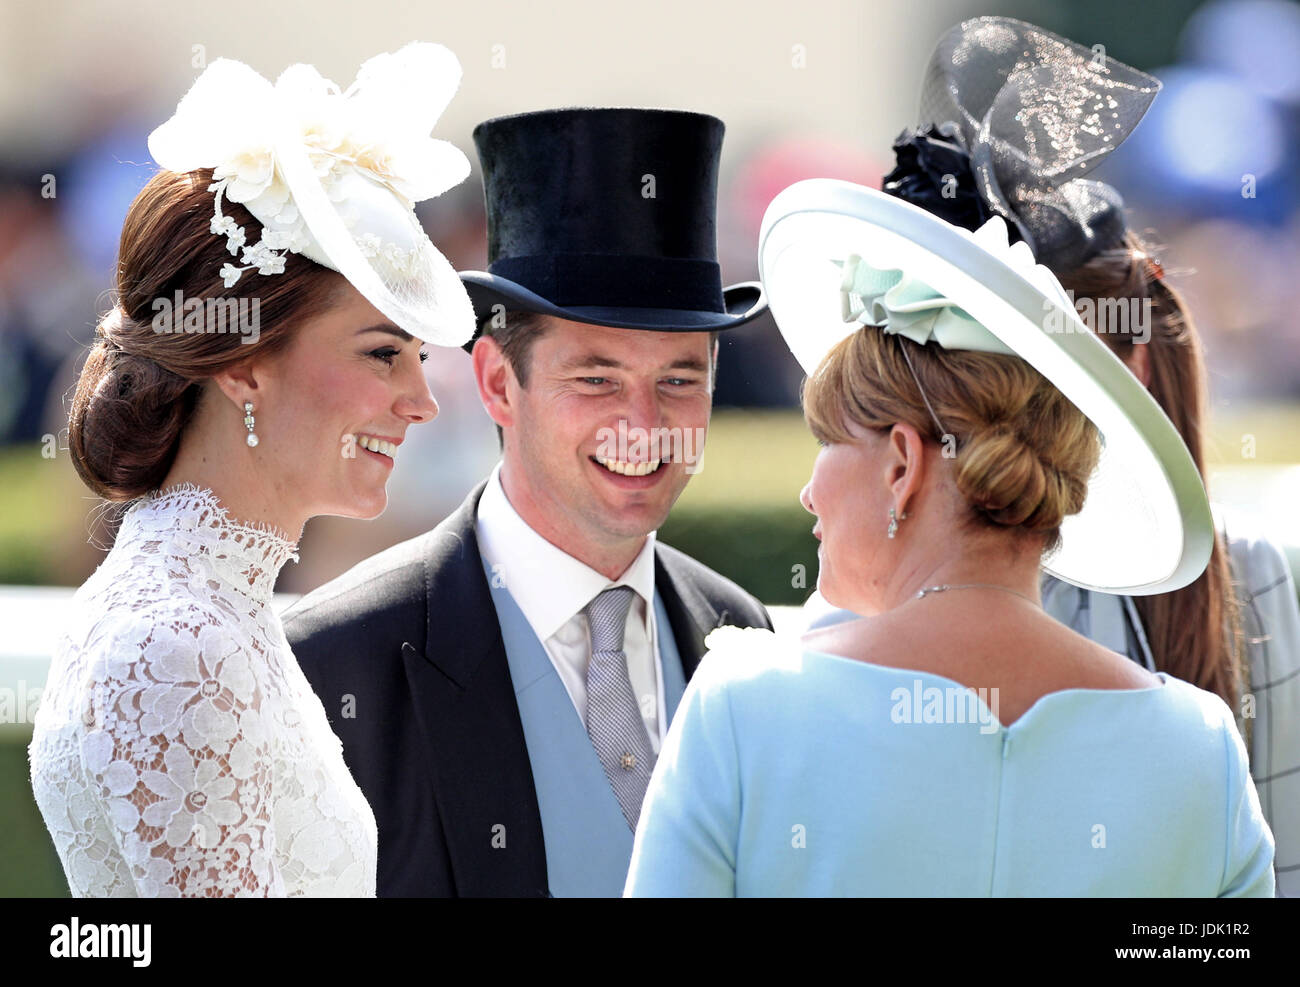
left=243, top=401, right=259, bottom=448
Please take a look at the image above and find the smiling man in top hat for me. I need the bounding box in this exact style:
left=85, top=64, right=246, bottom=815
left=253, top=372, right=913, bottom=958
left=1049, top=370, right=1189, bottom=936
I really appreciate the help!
left=283, top=107, right=772, bottom=897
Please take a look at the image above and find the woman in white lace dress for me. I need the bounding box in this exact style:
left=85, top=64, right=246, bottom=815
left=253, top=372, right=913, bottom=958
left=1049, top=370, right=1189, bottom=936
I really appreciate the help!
left=28, top=45, right=476, bottom=897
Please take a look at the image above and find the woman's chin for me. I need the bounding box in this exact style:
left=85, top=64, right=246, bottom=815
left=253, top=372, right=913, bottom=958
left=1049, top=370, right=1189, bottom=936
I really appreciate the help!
left=333, top=486, right=389, bottom=521
left=818, top=576, right=868, bottom=617
left=816, top=574, right=840, bottom=608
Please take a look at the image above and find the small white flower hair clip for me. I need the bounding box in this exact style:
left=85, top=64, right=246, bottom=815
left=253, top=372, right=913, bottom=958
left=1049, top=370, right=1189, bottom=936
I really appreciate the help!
left=147, top=42, right=476, bottom=346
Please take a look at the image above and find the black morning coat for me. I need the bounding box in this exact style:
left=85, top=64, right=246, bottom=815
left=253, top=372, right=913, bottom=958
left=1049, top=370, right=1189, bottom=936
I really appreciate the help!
left=282, top=481, right=773, bottom=896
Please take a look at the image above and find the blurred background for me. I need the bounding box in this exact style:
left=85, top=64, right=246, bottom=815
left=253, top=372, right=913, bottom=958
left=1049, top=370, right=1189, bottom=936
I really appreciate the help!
left=2, top=0, right=1298, bottom=895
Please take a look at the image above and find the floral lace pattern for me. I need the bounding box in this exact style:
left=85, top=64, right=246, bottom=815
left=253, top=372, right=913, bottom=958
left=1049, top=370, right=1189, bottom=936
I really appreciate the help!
left=29, top=485, right=377, bottom=897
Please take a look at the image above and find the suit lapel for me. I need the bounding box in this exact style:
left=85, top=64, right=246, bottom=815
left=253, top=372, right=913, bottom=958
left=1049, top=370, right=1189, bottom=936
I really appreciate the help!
left=402, top=498, right=736, bottom=894
left=402, top=483, right=548, bottom=896
left=653, top=546, right=723, bottom=680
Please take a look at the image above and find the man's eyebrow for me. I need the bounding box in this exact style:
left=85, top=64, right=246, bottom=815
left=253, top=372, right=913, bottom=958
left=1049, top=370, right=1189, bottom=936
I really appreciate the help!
left=557, top=353, right=627, bottom=371
left=665, top=357, right=709, bottom=373
left=356, top=323, right=416, bottom=343
left=556, top=354, right=710, bottom=373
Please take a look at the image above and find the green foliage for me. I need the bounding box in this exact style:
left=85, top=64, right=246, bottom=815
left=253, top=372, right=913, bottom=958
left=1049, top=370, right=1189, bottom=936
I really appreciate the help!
left=0, top=733, right=68, bottom=896
left=0, top=444, right=86, bottom=585
left=661, top=503, right=818, bottom=606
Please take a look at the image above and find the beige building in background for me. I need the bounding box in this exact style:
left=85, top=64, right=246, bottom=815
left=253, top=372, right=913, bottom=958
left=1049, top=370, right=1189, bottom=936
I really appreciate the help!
left=0, top=0, right=974, bottom=170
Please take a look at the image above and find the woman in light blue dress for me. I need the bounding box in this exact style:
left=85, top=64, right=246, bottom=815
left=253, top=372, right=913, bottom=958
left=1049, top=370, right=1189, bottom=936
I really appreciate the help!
left=624, top=17, right=1275, bottom=898
left=627, top=626, right=1268, bottom=896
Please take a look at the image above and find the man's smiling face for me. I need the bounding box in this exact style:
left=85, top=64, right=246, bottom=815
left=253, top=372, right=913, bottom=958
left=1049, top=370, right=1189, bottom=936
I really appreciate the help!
left=480, top=316, right=715, bottom=572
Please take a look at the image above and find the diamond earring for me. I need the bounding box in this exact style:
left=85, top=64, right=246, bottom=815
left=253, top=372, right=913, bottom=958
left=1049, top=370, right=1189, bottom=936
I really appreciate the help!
left=887, top=506, right=908, bottom=539
left=243, top=401, right=258, bottom=448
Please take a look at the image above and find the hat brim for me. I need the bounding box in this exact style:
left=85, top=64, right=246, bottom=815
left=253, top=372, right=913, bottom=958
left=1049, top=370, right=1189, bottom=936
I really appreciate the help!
left=759, top=179, right=1213, bottom=596
left=272, top=120, right=476, bottom=348
left=458, top=271, right=766, bottom=339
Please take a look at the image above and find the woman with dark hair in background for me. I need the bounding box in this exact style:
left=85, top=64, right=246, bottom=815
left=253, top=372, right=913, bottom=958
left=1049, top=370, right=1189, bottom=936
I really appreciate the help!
left=28, top=44, right=476, bottom=896
left=1042, top=232, right=1300, bottom=897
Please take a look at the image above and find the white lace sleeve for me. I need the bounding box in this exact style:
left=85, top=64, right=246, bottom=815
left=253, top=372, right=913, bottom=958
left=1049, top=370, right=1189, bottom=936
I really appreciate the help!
left=80, top=608, right=284, bottom=897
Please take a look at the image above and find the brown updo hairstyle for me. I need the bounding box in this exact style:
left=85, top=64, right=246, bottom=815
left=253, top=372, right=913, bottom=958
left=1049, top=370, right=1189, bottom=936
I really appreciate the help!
left=1058, top=232, right=1245, bottom=711
left=69, top=168, right=345, bottom=501
left=802, top=328, right=1101, bottom=559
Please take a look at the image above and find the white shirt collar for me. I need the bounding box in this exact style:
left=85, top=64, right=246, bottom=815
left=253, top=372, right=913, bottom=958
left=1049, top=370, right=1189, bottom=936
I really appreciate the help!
left=475, top=462, right=658, bottom=642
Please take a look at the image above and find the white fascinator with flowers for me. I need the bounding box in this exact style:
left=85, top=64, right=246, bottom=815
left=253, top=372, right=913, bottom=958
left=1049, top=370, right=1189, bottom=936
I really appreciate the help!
left=147, top=42, right=475, bottom=347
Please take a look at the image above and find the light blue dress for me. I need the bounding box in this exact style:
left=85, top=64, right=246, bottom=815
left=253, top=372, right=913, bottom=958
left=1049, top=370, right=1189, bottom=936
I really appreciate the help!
left=1043, top=516, right=1300, bottom=897
left=623, top=628, right=1275, bottom=897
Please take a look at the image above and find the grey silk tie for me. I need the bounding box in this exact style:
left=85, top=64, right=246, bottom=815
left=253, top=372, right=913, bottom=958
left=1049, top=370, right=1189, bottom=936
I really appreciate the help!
left=584, top=586, right=656, bottom=829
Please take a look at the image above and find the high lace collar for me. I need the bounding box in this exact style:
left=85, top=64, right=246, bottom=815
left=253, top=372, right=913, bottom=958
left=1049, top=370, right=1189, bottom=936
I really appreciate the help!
left=121, top=483, right=300, bottom=604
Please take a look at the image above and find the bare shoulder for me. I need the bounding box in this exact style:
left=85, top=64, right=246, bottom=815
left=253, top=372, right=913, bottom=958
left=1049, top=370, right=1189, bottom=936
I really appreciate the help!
left=800, top=605, right=1159, bottom=691
left=1044, top=614, right=1161, bottom=690
left=800, top=611, right=944, bottom=676
left=800, top=614, right=878, bottom=662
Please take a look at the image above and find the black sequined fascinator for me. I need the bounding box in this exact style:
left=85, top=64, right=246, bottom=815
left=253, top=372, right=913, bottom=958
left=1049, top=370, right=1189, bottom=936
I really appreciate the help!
left=882, top=16, right=1161, bottom=272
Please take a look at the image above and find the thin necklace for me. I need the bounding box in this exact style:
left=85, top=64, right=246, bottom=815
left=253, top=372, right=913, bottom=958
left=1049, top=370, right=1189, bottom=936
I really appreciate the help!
left=915, top=582, right=1040, bottom=608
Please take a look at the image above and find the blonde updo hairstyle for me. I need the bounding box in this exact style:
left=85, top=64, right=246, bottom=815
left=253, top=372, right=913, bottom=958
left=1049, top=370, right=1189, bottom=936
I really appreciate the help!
left=803, top=327, right=1100, bottom=557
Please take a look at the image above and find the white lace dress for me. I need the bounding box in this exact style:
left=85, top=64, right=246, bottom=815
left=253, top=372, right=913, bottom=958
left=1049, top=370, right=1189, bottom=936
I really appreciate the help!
left=29, top=485, right=378, bottom=897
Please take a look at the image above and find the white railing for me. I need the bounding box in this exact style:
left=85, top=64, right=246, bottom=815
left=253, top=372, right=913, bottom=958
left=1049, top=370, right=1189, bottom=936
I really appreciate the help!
left=0, top=588, right=807, bottom=727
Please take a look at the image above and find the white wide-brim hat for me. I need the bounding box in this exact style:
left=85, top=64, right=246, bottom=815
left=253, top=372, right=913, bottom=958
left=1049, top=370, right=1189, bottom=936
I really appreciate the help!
left=759, top=178, right=1213, bottom=595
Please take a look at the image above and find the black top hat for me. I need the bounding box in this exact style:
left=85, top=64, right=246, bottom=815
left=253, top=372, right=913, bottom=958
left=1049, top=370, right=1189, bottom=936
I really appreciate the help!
left=459, top=107, right=766, bottom=345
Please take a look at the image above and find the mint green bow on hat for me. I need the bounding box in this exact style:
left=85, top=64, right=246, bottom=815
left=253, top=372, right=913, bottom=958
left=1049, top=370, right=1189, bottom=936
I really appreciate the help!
left=838, top=253, right=1015, bottom=356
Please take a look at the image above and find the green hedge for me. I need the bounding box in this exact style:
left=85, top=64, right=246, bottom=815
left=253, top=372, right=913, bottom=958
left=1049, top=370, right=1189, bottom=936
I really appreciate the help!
left=1, top=733, right=68, bottom=897
left=660, top=503, right=818, bottom=606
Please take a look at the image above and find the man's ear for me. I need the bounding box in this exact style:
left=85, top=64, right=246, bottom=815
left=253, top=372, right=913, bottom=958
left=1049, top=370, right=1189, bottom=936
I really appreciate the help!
left=472, top=333, right=517, bottom=430
left=885, top=423, right=927, bottom=516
